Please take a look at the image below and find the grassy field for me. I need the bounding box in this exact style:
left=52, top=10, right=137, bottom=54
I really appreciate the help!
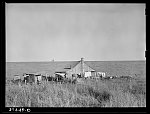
left=6, top=77, right=146, bottom=107
left=5, top=61, right=146, bottom=107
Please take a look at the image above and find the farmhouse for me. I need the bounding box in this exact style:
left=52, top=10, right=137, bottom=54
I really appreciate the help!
left=54, top=58, right=98, bottom=78
left=20, top=58, right=107, bottom=85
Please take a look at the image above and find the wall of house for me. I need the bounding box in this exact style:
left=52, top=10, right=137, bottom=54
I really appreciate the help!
left=66, top=61, right=95, bottom=78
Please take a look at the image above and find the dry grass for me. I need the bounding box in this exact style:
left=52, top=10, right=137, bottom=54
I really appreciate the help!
left=5, top=77, right=146, bottom=107
left=6, top=61, right=146, bottom=107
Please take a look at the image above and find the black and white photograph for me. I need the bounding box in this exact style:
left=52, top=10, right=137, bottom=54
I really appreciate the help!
left=5, top=3, right=146, bottom=109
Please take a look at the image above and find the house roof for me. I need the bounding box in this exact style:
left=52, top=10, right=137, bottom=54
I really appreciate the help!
left=55, top=61, right=96, bottom=73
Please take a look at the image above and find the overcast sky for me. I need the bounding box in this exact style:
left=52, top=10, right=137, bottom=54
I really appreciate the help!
left=6, top=3, right=146, bottom=62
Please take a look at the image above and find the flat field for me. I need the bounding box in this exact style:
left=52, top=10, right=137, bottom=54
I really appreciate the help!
left=6, top=61, right=146, bottom=79
left=5, top=61, right=146, bottom=107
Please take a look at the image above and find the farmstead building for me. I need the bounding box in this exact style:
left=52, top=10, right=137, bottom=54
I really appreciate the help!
left=55, top=58, right=96, bottom=78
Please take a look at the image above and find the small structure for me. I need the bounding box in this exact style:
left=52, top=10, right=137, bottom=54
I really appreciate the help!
left=23, top=73, right=35, bottom=85
left=12, top=75, right=22, bottom=85
left=13, top=75, right=21, bottom=80
left=34, top=73, right=42, bottom=84
left=52, top=58, right=97, bottom=79
left=55, top=72, right=66, bottom=78
left=84, top=72, right=92, bottom=78
left=23, top=72, right=48, bottom=85
left=97, top=72, right=106, bottom=78
left=65, top=58, right=96, bottom=79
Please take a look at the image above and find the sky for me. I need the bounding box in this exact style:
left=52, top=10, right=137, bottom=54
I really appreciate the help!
left=6, top=3, right=146, bottom=62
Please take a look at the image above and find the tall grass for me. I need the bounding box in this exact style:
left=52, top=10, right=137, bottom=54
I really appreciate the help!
left=5, top=78, right=146, bottom=107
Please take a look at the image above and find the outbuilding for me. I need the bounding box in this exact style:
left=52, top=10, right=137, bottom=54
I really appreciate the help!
left=65, top=58, right=96, bottom=78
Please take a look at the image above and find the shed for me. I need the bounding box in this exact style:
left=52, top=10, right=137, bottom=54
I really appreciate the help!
left=66, top=58, right=96, bottom=78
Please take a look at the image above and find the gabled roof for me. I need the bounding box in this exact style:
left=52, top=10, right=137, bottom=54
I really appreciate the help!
left=70, top=60, right=96, bottom=72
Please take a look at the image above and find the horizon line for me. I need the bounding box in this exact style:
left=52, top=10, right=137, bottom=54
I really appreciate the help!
left=6, top=59, right=146, bottom=62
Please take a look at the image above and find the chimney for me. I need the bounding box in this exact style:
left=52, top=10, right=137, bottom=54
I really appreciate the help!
left=81, top=58, right=84, bottom=63
left=81, top=58, right=84, bottom=77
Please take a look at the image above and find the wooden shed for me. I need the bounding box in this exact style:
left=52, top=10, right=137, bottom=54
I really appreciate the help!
left=66, top=58, right=95, bottom=78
